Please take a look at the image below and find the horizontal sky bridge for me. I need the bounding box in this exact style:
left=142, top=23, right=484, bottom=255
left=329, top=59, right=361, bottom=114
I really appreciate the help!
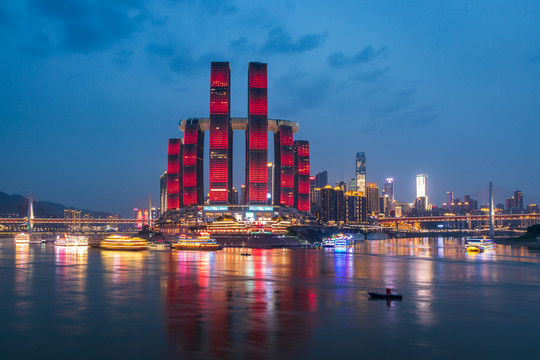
left=179, top=118, right=299, bottom=133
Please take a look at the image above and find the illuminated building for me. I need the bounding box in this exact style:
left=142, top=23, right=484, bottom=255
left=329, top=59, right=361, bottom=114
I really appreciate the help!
left=166, top=138, right=183, bottom=210
left=159, top=172, right=167, bottom=216
left=294, top=140, right=310, bottom=212
left=365, top=183, right=379, bottom=215
left=344, top=191, right=367, bottom=224
left=232, top=187, right=238, bottom=205
left=314, top=171, right=327, bottom=188
left=267, top=163, right=274, bottom=205
left=355, top=152, right=366, bottom=193
left=384, top=178, right=394, bottom=210
left=446, top=191, right=453, bottom=208
left=506, top=189, right=524, bottom=213
left=379, top=195, right=390, bottom=215
left=183, top=120, right=205, bottom=206
left=240, top=184, right=247, bottom=205
left=274, top=125, right=294, bottom=207
left=416, top=174, right=427, bottom=198
left=349, top=178, right=357, bottom=192
left=314, top=185, right=344, bottom=223
left=209, top=62, right=233, bottom=204
left=246, top=62, right=268, bottom=204
left=527, top=204, right=538, bottom=213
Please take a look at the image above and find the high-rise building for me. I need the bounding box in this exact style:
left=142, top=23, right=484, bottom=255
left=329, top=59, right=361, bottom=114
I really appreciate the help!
left=159, top=171, right=167, bottom=216
left=384, top=177, right=394, bottom=210
left=365, top=183, right=379, bottom=215
left=274, top=125, right=294, bottom=207
left=416, top=174, right=427, bottom=198
left=246, top=62, right=268, bottom=204
left=240, top=184, right=247, bottom=205
left=314, top=171, right=328, bottom=188
left=294, top=140, right=310, bottom=211
left=183, top=121, right=205, bottom=206
left=267, top=163, right=274, bottom=205
left=355, top=152, right=366, bottom=193
left=232, top=187, right=239, bottom=205
left=209, top=62, right=233, bottom=204
left=336, top=181, right=347, bottom=192
left=349, top=178, right=357, bottom=192
left=514, top=189, right=524, bottom=211
left=446, top=191, right=454, bottom=207
left=166, top=138, right=183, bottom=210
left=527, top=204, right=538, bottom=213
left=344, top=191, right=367, bottom=224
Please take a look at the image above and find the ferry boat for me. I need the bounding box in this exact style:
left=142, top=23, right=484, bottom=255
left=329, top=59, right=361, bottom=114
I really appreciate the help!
left=465, top=237, right=495, bottom=252
left=54, top=234, right=88, bottom=247
left=173, top=232, right=221, bottom=251
left=14, top=232, right=30, bottom=244
left=332, top=233, right=352, bottom=247
left=322, top=238, right=335, bottom=247
left=100, top=235, right=148, bottom=250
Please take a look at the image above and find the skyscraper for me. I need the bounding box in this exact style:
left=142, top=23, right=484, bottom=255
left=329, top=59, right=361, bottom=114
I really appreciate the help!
left=209, top=62, right=233, bottom=204
left=159, top=171, right=167, bottom=216
left=166, top=138, right=183, bottom=210
left=366, top=183, right=379, bottom=215
left=314, top=171, right=328, bottom=188
left=384, top=177, right=394, bottom=210
left=356, top=152, right=366, bottom=193
left=246, top=62, right=268, bottom=204
left=267, top=163, right=274, bottom=205
left=183, top=121, right=205, bottom=206
left=294, top=140, right=310, bottom=211
left=416, top=174, right=427, bottom=198
left=273, top=125, right=294, bottom=207
left=446, top=191, right=454, bottom=207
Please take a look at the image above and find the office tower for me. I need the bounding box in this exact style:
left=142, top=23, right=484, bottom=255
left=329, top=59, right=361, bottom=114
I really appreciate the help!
left=384, top=177, right=394, bottom=210
left=159, top=172, right=167, bottom=216
left=416, top=174, right=427, bottom=198
left=183, top=121, right=205, bottom=206
left=365, top=183, right=379, bottom=215
left=240, top=184, right=247, bottom=205
left=334, top=187, right=345, bottom=223
left=336, top=181, right=347, bottom=192
left=318, top=186, right=336, bottom=223
left=267, top=163, right=274, bottom=205
left=166, top=138, right=183, bottom=210
left=349, top=178, right=357, bottom=192
left=446, top=191, right=454, bottom=207
left=344, top=191, right=367, bottom=224
left=379, top=195, right=390, bottom=215
left=232, top=187, right=239, bottom=205
left=274, top=125, right=294, bottom=207
left=355, top=152, right=366, bottom=193
left=513, top=190, right=523, bottom=211
left=315, top=171, right=328, bottom=188
left=246, top=62, right=268, bottom=204
left=209, top=62, right=233, bottom=204
left=294, top=140, right=310, bottom=211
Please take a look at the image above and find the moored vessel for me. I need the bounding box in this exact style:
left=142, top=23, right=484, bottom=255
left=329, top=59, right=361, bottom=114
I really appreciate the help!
left=100, top=235, right=148, bottom=250
left=14, top=232, right=30, bottom=244
left=465, top=237, right=495, bottom=252
left=54, top=234, right=88, bottom=247
left=173, top=232, right=221, bottom=251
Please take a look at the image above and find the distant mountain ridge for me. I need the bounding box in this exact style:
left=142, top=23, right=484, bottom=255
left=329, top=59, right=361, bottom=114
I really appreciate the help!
left=0, top=191, right=116, bottom=218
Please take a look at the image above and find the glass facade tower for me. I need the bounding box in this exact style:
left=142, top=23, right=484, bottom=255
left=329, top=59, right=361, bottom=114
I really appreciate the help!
left=274, top=125, right=294, bottom=207
left=183, top=121, right=205, bottom=206
left=294, top=140, right=310, bottom=211
left=166, top=138, right=183, bottom=210
left=356, top=152, right=366, bottom=193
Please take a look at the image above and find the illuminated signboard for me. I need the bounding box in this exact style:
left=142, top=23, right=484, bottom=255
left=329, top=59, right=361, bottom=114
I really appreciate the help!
left=248, top=206, right=273, bottom=211
left=203, top=206, right=228, bottom=211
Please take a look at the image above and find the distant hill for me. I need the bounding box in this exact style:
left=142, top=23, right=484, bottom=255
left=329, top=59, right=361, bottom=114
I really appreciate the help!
left=0, top=191, right=116, bottom=218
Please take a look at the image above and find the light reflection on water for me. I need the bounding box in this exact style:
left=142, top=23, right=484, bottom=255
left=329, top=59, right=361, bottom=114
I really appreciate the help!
left=0, top=237, right=539, bottom=359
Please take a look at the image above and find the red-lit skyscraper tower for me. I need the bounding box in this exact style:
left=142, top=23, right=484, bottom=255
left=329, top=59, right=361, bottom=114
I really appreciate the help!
left=209, top=62, right=233, bottom=204
left=166, top=138, right=183, bottom=210
left=294, top=140, right=310, bottom=211
left=274, top=125, right=294, bottom=206
left=183, top=120, right=205, bottom=206
left=246, top=62, right=268, bottom=204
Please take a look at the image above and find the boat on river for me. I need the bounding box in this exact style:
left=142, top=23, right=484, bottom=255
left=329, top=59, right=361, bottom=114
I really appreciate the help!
left=173, top=232, right=221, bottom=251
left=14, top=232, right=30, bottom=244
left=368, top=290, right=403, bottom=300
left=54, top=234, right=88, bottom=247
left=465, top=237, right=495, bottom=252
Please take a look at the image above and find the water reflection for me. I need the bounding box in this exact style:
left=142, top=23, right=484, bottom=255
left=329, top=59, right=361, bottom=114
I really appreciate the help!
left=14, top=244, right=32, bottom=330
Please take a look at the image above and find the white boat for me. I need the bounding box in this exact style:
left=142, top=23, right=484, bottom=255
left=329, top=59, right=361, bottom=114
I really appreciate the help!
left=55, top=234, right=88, bottom=247
left=465, top=237, right=495, bottom=252
left=366, top=233, right=387, bottom=240
left=14, top=232, right=30, bottom=244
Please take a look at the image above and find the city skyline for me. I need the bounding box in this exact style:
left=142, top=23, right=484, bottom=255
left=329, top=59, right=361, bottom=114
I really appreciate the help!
left=1, top=1, right=540, bottom=213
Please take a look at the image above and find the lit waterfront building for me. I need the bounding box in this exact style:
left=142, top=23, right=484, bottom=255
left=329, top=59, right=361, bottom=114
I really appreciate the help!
left=344, top=191, right=367, bottom=224
left=159, top=172, right=167, bottom=217
left=416, top=174, right=428, bottom=212
left=314, top=171, right=328, bottom=188
left=366, top=183, right=379, bottom=215
left=166, top=138, right=183, bottom=210
left=384, top=177, right=394, bottom=210
left=183, top=120, right=205, bottom=206
left=294, top=140, right=311, bottom=212
left=349, top=178, right=356, bottom=192
left=267, top=163, right=274, bottom=205
left=356, top=152, right=366, bottom=193
left=274, top=124, right=294, bottom=207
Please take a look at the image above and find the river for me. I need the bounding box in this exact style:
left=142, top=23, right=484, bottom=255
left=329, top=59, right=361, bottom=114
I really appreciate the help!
left=1, top=237, right=539, bottom=359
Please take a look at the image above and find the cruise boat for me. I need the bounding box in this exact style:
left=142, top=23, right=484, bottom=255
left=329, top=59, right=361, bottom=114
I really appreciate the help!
left=14, top=232, right=30, bottom=244
left=322, top=238, right=335, bottom=248
left=100, top=235, right=148, bottom=250
left=465, top=237, right=495, bottom=252
left=332, top=233, right=352, bottom=247
left=54, top=234, right=88, bottom=247
left=173, top=232, right=221, bottom=251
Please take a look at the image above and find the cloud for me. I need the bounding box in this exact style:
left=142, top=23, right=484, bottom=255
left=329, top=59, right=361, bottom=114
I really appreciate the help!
left=112, top=49, right=133, bottom=67
left=27, top=0, right=151, bottom=53
left=197, top=0, right=238, bottom=16
left=169, top=52, right=224, bottom=76
left=20, top=31, right=53, bottom=57
left=229, top=37, right=257, bottom=53
left=351, top=67, right=390, bottom=83
left=327, top=46, right=388, bottom=68
left=261, top=27, right=327, bottom=54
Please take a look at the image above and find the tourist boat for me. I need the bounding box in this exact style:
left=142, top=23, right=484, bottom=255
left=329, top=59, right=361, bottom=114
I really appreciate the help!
left=100, top=235, right=148, bottom=250
left=14, top=232, right=30, bottom=244
left=54, top=234, right=88, bottom=247
left=368, top=291, right=403, bottom=300
left=172, top=232, right=221, bottom=251
left=465, top=237, right=495, bottom=252
left=241, top=252, right=251, bottom=256
left=332, top=233, right=352, bottom=247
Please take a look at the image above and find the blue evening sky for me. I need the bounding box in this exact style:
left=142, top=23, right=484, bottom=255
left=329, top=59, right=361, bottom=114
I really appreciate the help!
left=1, top=0, right=539, bottom=214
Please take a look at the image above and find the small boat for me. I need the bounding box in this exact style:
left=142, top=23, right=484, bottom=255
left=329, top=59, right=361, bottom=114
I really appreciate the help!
left=368, top=290, right=403, bottom=300
left=241, top=252, right=251, bottom=256
left=465, top=237, right=494, bottom=252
